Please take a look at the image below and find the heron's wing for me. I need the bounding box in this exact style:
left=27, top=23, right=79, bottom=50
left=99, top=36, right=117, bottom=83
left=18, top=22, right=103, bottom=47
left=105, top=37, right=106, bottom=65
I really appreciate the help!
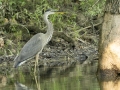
left=16, top=33, right=44, bottom=63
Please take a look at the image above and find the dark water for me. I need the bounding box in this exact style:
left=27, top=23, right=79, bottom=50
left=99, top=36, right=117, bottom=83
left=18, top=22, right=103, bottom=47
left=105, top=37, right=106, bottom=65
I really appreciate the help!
left=0, top=63, right=100, bottom=90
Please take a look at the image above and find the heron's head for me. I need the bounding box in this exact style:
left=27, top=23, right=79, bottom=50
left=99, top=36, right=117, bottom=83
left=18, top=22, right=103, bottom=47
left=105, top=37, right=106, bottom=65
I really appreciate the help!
left=44, top=9, right=65, bottom=18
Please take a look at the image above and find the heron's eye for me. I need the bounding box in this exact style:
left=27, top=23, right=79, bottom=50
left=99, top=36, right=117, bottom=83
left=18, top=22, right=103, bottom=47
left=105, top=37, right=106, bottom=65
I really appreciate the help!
left=45, top=9, right=51, bottom=12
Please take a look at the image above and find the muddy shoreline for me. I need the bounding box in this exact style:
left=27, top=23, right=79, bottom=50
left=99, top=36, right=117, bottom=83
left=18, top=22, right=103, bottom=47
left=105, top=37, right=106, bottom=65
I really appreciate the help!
left=0, top=40, right=98, bottom=75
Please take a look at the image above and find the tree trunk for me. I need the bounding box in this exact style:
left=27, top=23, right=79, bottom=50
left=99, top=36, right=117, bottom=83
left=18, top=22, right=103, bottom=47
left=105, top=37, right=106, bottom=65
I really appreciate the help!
left=98, top=0, right=120, bottom=77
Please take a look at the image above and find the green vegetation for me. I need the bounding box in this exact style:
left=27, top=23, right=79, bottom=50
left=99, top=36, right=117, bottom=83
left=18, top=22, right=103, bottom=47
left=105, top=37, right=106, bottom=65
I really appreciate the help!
left=0, top=0, right=105, bottom=56
left=80, top=0, right=106, bottom=16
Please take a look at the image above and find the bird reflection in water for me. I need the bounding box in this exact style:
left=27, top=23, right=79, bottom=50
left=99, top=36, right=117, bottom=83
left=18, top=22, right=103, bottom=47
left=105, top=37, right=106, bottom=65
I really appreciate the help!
left=15, top=82, right=33, bottom=90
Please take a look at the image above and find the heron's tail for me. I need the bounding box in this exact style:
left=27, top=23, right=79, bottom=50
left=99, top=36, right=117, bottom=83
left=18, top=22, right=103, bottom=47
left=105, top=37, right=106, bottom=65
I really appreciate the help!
left=13, top=56, right=19, bottom=68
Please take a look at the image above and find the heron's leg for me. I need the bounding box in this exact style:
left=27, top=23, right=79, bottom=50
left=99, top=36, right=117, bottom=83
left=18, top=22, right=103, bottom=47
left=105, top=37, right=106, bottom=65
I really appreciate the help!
left=34, top=53, right=39, bottom=74
left=34, top=53, right=41, bottom=90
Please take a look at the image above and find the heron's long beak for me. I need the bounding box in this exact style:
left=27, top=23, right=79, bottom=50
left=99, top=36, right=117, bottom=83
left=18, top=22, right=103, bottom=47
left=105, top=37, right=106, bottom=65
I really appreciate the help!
left=56, top=12, right=65, bottom=14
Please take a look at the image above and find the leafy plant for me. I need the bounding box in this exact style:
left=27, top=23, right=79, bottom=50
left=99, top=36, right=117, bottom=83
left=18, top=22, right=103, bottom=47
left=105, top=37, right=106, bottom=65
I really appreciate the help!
left=80, top=0, right=106, bottom=16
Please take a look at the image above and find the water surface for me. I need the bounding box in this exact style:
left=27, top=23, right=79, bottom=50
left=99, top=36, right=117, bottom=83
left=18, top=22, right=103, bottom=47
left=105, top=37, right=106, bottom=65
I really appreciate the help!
left=0, top=63, right=100, bottom=90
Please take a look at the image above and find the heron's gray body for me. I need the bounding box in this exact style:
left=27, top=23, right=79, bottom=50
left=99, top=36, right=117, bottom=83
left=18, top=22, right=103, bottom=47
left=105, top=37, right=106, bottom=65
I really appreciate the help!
left=13, top=10, right=55, bottom=68
left=14, top=33, right=44, bottom=67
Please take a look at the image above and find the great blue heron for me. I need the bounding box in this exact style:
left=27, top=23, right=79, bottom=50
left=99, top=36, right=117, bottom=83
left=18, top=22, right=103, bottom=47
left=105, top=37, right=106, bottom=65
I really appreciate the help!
left=13, top=10, right=64, bottom=68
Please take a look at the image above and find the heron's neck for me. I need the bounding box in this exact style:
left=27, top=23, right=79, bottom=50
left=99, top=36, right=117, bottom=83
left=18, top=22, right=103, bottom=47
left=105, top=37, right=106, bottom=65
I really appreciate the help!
left=43, top=15, right=54, bottom=37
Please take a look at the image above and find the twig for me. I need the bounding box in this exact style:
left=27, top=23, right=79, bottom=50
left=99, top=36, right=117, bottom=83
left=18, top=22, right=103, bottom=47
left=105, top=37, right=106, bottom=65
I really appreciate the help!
left=70, top=22, right=102, bottom=34
left=91, top=0, right=100, bottom=8
left=77, top=38, right=88, bottom=44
